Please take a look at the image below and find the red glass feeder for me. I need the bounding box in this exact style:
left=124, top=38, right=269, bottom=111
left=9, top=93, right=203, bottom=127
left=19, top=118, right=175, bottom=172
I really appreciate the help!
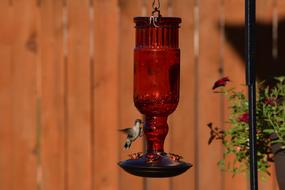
left=118, top=16, right=192, bottom=178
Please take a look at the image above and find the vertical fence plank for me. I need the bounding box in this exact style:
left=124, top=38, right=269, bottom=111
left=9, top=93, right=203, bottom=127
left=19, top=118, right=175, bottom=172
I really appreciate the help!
left=223, top=1, right=248, bottom=190
left=0, top=39, right=13, bottom=189
left=256, top=2, right=274, bottom=190
left=171, top=0, right=196, bottom=190
left=40, top=0, right=65, bottom=190
left=198, top=0, right=224, bottom=190
left=94, top=0, right=120, bottom=190
left=66, top=0, right=92, bottom=190
left=0, top=0, right=39, bottom=189
left=13, top=1, right=39, bottom=189
left=0, top=2, right=15, bottom=189
left=272, top=1, right=285, bottom=189
left=143, top=1, right=172, bottom=190
left=117, top=0, right=144, bottom=190
left=268, top=0, right=285, bottom=189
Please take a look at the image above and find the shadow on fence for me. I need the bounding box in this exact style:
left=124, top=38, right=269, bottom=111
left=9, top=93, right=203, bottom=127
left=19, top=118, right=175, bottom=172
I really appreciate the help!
left=224, top=18, right=285, bottom=82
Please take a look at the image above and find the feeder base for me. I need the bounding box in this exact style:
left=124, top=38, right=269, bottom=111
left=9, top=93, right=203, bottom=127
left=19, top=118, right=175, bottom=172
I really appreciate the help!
left=118, top=153, right=192, bottom=178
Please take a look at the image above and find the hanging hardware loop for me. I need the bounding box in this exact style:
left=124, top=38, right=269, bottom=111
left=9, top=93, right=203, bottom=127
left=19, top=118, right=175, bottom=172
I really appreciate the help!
left=150, top=0, right=161, bottom=27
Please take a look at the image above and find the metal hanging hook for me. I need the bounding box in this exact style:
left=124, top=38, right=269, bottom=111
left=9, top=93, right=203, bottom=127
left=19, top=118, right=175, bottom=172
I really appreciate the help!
left=150, top=0, right=161, bottom=27
left=149, top=16, right=160, bottom=27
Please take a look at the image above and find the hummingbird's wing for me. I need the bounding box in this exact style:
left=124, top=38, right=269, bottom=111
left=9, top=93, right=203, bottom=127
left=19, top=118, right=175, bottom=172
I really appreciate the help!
left=120, top=128, right=138, bottom=140
left=119, top=128, right=132, bottom=134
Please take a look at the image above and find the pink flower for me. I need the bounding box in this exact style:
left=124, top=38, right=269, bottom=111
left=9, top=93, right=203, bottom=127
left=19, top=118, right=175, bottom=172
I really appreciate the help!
left=264, top=98, right=276, bottom=106
left=238, top=112, right=249, bottom=123
left=212, top=77, right=230, bottom=90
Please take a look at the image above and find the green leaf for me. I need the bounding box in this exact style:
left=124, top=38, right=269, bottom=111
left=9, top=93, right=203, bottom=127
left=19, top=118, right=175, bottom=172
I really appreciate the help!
left=263, top=129, right=275, bottom=134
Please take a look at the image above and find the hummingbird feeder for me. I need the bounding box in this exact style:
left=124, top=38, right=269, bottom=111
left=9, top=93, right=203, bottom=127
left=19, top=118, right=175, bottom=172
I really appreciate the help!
left=118, top=0, right=192, bottom=178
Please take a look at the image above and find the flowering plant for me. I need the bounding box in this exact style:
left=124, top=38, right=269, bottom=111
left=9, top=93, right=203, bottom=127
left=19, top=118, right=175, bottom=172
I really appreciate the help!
left=208, top=76, right=285, bottom=175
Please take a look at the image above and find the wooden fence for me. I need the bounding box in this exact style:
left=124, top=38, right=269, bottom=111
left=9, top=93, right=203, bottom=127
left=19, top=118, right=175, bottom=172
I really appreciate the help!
left=0, top=0, right=285, bottom=189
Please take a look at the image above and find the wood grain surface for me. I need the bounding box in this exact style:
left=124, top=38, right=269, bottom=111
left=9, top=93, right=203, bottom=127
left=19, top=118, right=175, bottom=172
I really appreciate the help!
left=0, top=0, right=282, bottom=189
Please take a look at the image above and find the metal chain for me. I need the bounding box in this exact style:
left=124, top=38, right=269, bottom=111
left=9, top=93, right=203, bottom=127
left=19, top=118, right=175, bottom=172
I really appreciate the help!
left=152, top=0, right=161, bottom=17
left=152, top=0, right=161, bottom=11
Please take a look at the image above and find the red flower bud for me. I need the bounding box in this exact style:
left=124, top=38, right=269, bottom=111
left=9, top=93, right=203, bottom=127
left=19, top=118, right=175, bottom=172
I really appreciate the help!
left=212, top=76, right=230, bottom=90
left=238, top=112, right=249, bottom=123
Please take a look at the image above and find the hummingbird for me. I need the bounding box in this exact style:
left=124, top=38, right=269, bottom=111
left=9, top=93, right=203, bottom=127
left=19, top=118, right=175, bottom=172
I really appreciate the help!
left=119, top=119, right=144, bottom=150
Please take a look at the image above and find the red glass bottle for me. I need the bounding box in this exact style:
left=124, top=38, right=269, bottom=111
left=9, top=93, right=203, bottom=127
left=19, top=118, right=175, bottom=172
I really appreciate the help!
left=119, top=17, right=192, bottom=178
left=134, top=17, right=180, bottom=154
